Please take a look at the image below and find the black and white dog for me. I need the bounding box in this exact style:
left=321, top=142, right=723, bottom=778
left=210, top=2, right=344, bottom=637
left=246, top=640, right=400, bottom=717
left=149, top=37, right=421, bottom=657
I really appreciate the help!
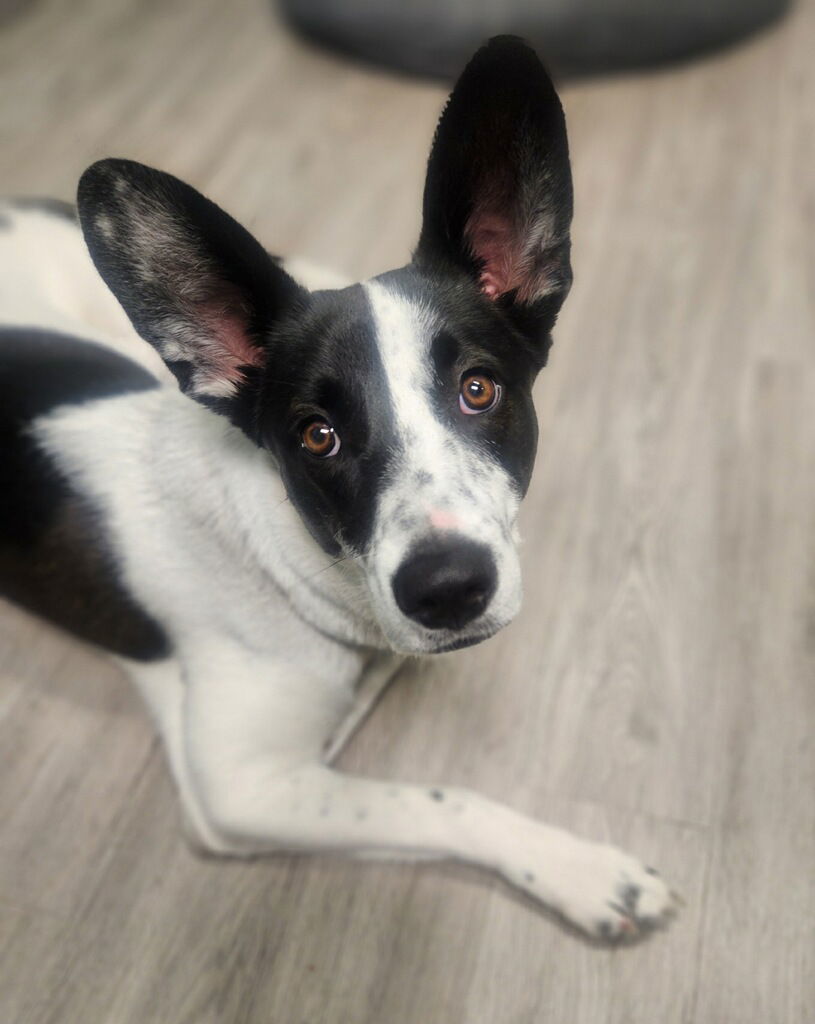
left=0, top=38, right=676, bottom=939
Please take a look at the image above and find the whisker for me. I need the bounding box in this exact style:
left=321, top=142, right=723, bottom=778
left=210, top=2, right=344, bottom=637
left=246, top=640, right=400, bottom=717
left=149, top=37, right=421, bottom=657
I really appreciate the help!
left=300, top=554, right=349, bottom=583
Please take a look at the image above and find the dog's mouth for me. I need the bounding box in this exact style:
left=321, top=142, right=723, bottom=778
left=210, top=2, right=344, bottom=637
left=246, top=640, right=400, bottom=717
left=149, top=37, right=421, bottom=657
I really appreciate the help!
left=425, top=627, right=501, bottom=654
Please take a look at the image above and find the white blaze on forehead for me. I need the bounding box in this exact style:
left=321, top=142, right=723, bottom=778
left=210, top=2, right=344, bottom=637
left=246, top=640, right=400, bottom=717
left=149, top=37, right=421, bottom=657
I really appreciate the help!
left=363, top=280, right=441, bottom=458
left=363, top=278, right=518, bottom=532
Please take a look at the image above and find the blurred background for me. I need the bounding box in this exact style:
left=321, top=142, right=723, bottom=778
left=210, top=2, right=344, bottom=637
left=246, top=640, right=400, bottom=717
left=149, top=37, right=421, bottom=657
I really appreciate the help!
left=0, top=2, right=812, bottom=1023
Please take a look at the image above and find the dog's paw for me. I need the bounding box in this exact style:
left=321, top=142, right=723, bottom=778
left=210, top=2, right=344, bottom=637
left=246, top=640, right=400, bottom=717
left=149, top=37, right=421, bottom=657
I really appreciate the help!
left=514, top=839, right=680, bottom=941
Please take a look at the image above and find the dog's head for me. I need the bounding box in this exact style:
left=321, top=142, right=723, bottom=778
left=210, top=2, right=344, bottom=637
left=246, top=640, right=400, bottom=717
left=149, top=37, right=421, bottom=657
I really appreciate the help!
left=77, top=36, right=572, bottom=655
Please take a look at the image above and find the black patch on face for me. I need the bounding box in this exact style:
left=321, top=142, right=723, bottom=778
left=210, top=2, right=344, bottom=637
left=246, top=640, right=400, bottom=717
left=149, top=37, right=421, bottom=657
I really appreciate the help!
left=254, top=286, right=396, bottom=556
left=7, top=197, right=77, bottom=222
left=0, top=328, right=170, bottom=660
left=430, top=330, right=459, bottom=377
left=380, top=265, right=542, bottom=498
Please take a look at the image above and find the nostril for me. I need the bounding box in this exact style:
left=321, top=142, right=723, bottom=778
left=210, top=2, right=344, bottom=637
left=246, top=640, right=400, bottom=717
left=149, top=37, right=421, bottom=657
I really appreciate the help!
left=462, top=585, right=487, bottom=608
left=392, top=537, right=497, bottom=631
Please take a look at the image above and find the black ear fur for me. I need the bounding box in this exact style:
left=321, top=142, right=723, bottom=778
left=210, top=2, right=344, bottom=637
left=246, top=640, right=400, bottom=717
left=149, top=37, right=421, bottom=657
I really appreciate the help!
left=416, top=36, right=573, bottom=348
left=77, top=158, right=307, bottom=426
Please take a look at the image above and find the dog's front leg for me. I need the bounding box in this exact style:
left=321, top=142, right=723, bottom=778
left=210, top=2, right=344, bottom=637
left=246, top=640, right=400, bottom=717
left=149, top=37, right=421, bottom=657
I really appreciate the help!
left=181, top=646, right=677, bottom=940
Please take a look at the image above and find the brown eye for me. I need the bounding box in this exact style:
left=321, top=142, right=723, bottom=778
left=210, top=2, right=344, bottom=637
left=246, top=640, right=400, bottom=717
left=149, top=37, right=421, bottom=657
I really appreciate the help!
left=459, top=372, right=501, bottom=414
left=300, top=418, right=340, bottom=457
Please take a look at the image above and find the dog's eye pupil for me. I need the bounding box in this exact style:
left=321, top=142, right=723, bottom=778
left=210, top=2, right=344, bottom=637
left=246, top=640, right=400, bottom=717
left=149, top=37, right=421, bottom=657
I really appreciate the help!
left=460, top=373, right=500, bottom=414
left=301, top=419, right=340, bottom=457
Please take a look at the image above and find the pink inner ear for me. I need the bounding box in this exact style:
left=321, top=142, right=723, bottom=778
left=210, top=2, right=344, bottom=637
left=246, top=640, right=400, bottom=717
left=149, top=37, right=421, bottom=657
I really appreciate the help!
left=201, top=304, right=264, bottom=387
left=464, top=210, right=521, bottom=300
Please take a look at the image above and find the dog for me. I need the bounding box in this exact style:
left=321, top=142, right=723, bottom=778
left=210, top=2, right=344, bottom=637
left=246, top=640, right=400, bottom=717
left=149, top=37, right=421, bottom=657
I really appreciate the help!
left=0, top=37, right=677, bottom=939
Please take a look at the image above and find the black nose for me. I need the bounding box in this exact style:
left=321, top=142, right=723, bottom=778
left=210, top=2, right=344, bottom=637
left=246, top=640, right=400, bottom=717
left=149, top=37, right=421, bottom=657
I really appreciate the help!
left=392, top=537, right=497, bottom=631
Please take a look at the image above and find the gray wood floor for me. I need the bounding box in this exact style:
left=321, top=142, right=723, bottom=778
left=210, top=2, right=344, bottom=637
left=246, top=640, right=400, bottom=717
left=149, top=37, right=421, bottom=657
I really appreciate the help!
left=1, top=0, right=813, bottom=1021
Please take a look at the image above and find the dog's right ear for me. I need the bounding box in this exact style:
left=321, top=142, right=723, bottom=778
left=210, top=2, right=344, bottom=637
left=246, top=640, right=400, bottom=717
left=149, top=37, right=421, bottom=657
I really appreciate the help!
left=416, top=37, right=573, bottom=357
left=78, top=158, right=307, bottom=426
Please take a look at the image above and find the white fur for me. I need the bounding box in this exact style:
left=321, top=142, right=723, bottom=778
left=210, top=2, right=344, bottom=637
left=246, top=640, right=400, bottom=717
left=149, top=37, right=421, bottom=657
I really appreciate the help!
left=0, top=205, right=677, bottom=939
left=0, top=204, right=171, bottom=380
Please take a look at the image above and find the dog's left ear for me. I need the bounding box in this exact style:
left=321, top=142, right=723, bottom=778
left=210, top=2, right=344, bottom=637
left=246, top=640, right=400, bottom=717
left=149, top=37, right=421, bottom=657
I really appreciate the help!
left=416, top=36, right=573, bottom=355
left=77, top=158, right=307, bottom=428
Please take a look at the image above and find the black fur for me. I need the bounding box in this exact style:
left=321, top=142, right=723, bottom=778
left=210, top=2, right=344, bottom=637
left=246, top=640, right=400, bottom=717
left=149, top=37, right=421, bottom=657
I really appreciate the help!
left=0, top=328, right=170, bottom=660
left=416, top=35, right=573, bottom=353
left=255, top=285, right=395, bottom=556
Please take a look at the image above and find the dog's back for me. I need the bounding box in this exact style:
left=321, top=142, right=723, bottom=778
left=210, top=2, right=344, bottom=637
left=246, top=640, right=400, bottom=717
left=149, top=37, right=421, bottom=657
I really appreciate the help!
left=0, top=200, right=170, bottom=374
left=0, top=201, right=175, bottom=656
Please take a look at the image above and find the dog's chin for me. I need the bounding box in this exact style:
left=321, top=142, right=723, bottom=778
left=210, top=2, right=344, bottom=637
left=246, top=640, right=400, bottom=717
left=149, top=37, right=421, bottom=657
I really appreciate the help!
left=381, top=619, right=507, bottom=657
left=424, top=630, right=501, bottom=654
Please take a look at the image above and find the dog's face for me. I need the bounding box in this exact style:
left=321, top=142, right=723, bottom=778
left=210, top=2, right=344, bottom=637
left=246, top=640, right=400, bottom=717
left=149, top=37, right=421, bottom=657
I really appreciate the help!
left=254, top=270, right=541, bottom=653
left=77, top=37, right=573, bottom=654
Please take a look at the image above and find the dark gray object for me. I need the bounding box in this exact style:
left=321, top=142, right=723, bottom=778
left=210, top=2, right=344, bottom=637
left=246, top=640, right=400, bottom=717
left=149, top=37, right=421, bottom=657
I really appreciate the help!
left=279, top=0, right=791, bottom=78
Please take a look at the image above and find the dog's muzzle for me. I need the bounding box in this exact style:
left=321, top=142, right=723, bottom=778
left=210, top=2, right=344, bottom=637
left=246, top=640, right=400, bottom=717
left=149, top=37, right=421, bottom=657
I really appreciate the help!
left=391, top=536, right=497, bottom=631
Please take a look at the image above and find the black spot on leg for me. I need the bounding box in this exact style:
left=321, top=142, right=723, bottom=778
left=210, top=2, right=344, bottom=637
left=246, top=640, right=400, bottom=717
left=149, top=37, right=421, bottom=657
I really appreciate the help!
left=523, top=871, right=535, bottom=884
left=429, top=788, right=445, bottom=801
left=645, top=866, right=659, bottom=876
left=355, top=808, right=368, bottom=821
left=619, top=883, right=641, bottom=915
